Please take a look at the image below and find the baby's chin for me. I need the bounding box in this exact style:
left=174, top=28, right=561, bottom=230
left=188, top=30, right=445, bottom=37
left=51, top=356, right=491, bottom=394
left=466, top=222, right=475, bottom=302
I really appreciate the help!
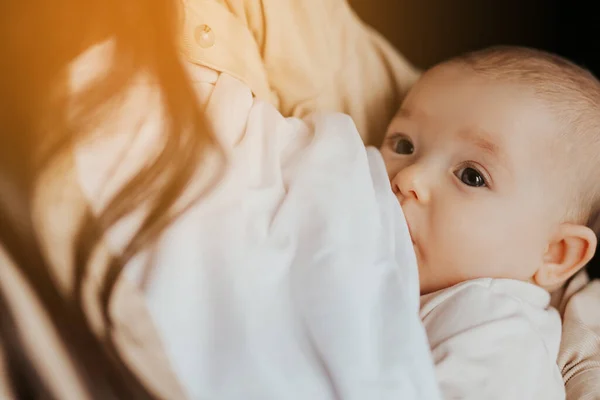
left=419, top=275, right=460, bottom=296
left=416, top=257, right=464, bottom=295
left=412, top=241, right=456, bottom=295
left=419, top=279, right=443, bottom=296
left=414, top=254, right=441, bottom=295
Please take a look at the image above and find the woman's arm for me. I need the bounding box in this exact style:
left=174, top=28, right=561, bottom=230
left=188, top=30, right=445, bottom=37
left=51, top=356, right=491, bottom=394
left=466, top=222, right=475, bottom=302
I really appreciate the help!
left=556, top=274, right=600, bottom=400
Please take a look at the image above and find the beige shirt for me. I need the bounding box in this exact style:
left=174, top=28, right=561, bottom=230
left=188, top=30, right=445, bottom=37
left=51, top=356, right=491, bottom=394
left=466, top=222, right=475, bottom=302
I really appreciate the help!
left=421, top=278, right=565, bottom=400
left=179, top=0, right=420, bottom=146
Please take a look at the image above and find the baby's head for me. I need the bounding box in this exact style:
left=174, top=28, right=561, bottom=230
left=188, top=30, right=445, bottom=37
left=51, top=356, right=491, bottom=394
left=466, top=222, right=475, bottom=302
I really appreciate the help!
left=381, top=46, right=600, bottom=294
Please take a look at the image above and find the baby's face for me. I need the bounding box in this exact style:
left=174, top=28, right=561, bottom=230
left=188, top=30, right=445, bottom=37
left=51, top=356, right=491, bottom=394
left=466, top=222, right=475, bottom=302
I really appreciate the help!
left=381, top=64, right=568, bottom=294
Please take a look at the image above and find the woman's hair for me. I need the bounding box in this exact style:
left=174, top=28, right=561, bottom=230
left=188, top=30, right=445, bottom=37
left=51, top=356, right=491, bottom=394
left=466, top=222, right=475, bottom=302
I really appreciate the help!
left=0, top=0, right=221, bottom=397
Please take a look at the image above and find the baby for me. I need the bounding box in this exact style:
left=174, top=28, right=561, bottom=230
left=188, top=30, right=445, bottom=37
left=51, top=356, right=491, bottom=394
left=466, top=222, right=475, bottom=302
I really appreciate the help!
left=380, top=46, right=600, bottom=399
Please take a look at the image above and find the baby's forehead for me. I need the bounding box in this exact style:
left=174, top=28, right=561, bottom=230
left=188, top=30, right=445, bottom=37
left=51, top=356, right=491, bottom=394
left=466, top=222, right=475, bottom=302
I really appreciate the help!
left=397, top=74, right=567, bottom=173
left=410, top=64, right=531, bottom=101
left=402, top=71, right=558, bottom=141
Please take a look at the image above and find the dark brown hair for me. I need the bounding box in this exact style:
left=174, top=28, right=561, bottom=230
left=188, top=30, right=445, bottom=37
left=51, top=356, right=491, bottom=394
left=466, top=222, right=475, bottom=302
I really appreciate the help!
left=0, top=0, right=221, bottom=397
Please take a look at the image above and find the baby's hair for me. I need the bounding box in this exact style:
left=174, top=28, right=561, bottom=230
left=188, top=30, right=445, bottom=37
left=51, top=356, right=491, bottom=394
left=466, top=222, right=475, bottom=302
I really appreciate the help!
left=448, top=46, right=600, bottom=227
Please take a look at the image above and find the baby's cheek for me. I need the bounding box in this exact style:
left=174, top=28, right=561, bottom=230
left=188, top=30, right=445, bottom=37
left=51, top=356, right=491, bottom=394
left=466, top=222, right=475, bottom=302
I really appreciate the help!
left=433, top=203, right=507, bottom=277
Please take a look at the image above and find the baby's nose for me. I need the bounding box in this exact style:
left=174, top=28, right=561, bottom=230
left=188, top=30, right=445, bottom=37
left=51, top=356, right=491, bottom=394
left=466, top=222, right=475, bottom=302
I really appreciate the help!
left=391, top=165, right=430, bottom=204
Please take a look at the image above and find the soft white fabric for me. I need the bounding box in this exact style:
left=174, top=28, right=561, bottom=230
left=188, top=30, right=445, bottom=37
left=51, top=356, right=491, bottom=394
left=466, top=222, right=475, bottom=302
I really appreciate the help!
left=72, top=44, right=441, bottom=400
left=420, top=278, right=565, bottom=400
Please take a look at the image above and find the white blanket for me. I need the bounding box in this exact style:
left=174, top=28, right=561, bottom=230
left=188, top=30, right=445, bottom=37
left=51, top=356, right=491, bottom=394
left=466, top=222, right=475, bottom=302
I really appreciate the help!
left=74, top=49, right=440, bottom=399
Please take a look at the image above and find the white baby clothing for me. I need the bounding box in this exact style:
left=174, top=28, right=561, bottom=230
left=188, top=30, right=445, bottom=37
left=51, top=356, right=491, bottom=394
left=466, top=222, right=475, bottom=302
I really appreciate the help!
left=420, top=278, right=565, bottom=399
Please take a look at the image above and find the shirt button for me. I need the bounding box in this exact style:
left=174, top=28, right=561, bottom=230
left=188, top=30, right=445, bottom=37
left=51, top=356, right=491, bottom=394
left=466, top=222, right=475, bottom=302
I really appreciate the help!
left=194, top=24, right=215, bottom=48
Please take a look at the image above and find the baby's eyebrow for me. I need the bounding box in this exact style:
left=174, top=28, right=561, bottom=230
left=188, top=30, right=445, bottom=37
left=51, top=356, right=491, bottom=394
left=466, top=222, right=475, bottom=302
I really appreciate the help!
left=459, top=128, right=503, bottom=159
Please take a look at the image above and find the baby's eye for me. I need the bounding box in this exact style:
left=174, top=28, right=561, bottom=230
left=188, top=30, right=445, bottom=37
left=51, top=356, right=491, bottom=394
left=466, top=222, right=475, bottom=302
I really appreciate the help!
left=393, top=138, right=414, bottom=155
left=455, top=166, right=487, bottom=188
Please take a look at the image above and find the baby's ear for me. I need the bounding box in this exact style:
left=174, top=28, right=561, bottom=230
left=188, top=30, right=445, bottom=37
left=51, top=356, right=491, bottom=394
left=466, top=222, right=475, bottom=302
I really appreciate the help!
left=535, top=223, right=597, bottom=288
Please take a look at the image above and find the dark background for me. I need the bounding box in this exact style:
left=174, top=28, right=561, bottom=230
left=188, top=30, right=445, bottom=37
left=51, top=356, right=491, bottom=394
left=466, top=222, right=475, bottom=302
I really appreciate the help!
left=350, top=0, right=600, bottom=277
left=350, top=0, right=600, bottom=76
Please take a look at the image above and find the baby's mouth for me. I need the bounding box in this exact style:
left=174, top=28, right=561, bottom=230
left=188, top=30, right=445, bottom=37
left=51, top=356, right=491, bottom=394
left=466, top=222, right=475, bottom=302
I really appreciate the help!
left=405, top=221, right=416, bottom=245
left=411, top=239, right=423, bottom=265
left=411, top=238, right=418, bottom=251
left=405, top=223, right=422, bottom=261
